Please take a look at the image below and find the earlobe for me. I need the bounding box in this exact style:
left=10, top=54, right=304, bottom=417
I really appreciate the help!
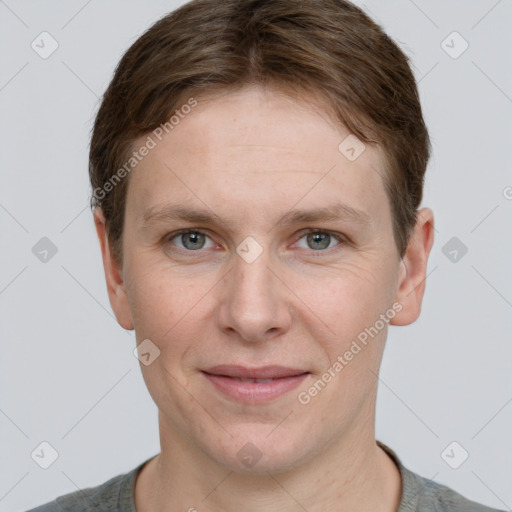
left=93, top=209, right=134, bottom=331
left=390, top=208, right=435, bottom=327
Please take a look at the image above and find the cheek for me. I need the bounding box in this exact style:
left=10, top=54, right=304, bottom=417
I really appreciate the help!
left=295, top=258, right=389, bottom=330
left=127, top=265, right=215, bottom=369
left=289, top=260, right=397, bottom=382
left=126, top=266, right=185, bottom=342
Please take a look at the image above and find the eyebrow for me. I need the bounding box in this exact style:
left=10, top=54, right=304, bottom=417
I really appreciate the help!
left=140, top=203, right=372, bottom=230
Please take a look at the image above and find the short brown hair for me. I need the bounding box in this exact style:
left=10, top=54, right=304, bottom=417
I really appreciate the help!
left=89, top=0, right=430, bottom=266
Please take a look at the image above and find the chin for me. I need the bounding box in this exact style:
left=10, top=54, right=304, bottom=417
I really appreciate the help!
left=202, top=427, right=313, bottom=476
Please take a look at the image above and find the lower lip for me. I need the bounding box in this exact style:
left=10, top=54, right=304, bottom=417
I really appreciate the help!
left=202, top=372, right=309, bottom=404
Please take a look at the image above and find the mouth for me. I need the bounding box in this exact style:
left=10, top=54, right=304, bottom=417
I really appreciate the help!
left=201, top=365, right=310, bottom=404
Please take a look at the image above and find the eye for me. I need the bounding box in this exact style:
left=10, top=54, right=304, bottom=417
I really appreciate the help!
left=165, top=228, right=346, bottom=254
left=167, top=229, right=216, bottom=251
left=294, top=229, right=345, bottom=251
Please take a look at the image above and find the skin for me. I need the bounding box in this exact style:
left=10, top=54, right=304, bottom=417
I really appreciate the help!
left=94, top=84, right=434, bottom=512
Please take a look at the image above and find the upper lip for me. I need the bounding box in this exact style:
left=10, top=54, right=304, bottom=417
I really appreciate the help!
left=202, top=365, right=309, bottom=379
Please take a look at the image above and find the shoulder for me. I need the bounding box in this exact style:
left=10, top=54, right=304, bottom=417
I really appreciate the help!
left=26, top=458, right=152, bottom=512
left=377, top=441, right=506, bottom=512
left=26, top=472, right=125, bottom=512
left=411, top=470, right=506, bottom=512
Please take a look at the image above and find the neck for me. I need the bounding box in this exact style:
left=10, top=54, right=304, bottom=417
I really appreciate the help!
left=135, top=417, right=402, bottom=512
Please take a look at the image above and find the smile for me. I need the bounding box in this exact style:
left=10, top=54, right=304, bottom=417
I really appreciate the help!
left=201, top=366, right=310, bottom=404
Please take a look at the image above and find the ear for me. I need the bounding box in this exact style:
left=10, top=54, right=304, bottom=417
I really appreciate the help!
left=93, top=208, right=134, bottom=330
left=390, top=208, right=435, bottom=326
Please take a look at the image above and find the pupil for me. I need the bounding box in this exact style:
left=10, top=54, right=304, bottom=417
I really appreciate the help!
left=183, top=232, right=204, bottom=250
left=308, top=232, right=330, bottom=250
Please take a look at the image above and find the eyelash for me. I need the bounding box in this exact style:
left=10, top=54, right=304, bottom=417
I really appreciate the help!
left=164, top=228, right=347, bottom=255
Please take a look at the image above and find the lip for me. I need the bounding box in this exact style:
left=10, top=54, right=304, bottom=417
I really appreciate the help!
left=204, top=365, right=308, bottom=379
left=202, top=365, right=310, bottom=404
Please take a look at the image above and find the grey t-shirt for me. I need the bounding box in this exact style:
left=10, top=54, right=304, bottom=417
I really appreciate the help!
left=27, top=442, right=505, bottom=511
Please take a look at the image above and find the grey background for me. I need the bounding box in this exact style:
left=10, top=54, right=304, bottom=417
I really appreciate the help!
left=1, top=1, right=511, bottom=510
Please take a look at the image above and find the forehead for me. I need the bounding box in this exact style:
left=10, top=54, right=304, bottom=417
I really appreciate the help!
left=126, top=86, right=390, bottom=230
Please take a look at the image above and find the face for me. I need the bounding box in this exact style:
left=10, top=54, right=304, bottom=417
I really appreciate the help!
left=96, top=85, right=433, bottom=474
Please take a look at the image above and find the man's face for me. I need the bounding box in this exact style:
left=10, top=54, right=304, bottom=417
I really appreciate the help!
left=101, top=85, right=413, bottom=473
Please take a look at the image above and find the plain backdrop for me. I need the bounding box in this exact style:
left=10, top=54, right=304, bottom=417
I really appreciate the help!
left=1, top=1, right=511, bottom=510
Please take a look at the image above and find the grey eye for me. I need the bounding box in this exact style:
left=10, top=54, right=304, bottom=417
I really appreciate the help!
left=303, top=232, right=335, bottom=250
left=172, top=231, right=215, bottom=251
left=182, top=232, right=205, bottom=250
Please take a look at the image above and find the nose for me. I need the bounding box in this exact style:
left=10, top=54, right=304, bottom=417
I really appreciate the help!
left=217, top=248, right=292, bottom=344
